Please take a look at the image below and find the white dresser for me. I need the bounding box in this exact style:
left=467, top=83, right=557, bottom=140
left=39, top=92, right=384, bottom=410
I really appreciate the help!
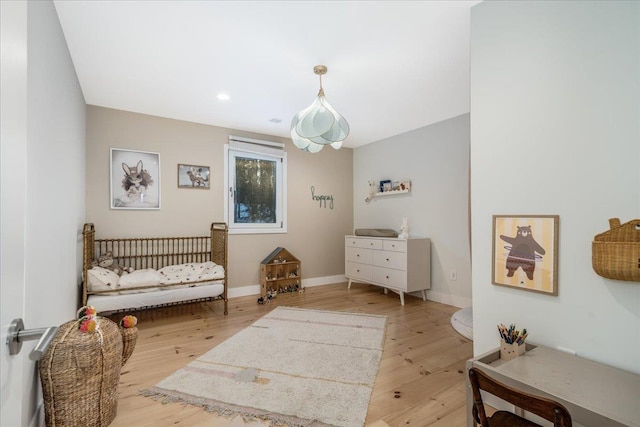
left=345, top=235, right=430, bottom=305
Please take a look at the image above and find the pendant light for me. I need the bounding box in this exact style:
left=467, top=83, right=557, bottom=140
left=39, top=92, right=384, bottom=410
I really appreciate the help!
left=291, top=65, right=349, bottom=153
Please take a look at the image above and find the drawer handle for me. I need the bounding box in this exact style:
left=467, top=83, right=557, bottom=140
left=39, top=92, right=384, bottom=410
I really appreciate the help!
left=386, top=275, right=389, bottom=279
left=386, top=258, right=390, bottom=261
left=392, top=244, right=395, bottom=248
left=357, top=269, right=360, bottom=273
left=357, top=254, right=360, bottom=257
left=370, top=243, right=373, bottom=246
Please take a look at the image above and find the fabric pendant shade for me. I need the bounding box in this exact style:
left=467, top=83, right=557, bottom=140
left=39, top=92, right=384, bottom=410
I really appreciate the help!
left=291, top=65, right=349, bottom=153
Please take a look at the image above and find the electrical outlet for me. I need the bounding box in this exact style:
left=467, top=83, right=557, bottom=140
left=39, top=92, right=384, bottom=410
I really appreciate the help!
left=450, top=270, right=457, bottom=281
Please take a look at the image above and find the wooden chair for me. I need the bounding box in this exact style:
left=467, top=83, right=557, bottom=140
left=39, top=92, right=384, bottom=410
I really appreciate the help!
left=468, top=367, right=572, bottom=427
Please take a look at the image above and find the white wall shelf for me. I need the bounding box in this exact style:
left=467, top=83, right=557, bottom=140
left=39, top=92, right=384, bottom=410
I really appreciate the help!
left=366, top=180, right=411, bottom=202
left=372, top=189, right=410, bottom=197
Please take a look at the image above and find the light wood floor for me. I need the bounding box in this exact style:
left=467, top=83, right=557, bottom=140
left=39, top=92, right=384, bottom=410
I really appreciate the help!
left=107, top=283, right=473, bottom=427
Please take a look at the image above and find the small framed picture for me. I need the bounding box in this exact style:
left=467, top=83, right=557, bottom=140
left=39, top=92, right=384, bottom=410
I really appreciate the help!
left=492, top=215, right=559, bottom=295
left=399, top=180, right=411, bottom=192
left=178, top=164, right=210, bottom=189
left=380, top=179, right=392, bottom=192
left=110, top=148, right=160, bottom=209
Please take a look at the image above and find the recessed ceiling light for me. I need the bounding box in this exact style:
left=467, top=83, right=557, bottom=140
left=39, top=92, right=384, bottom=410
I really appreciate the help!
left=217, top=93, right=230, bottom=101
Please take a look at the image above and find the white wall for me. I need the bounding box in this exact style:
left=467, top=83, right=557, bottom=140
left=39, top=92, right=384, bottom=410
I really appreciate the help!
left=471, top=0, right=639, bottom=373
left=26, top=0, right=86, bottom=322
left=1, top=2, right=29, bottom=426
left=0, top=1, right=85, bottom=426
left=353, top=114, right=471, bottom=308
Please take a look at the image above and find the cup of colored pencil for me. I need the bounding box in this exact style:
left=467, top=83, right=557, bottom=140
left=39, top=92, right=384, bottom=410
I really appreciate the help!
left=498, top=323, right=527, bottom=361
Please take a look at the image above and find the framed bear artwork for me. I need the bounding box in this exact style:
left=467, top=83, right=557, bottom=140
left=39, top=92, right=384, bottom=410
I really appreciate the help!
left=492, top=215, right=559, bottom=295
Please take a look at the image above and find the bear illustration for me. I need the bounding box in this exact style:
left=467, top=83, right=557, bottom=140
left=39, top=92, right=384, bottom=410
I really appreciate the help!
left=500, top=225, right=546, bottom=280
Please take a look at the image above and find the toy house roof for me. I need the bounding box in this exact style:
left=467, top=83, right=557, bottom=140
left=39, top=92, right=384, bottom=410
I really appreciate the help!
left=261, top=247, right=299, bottom=264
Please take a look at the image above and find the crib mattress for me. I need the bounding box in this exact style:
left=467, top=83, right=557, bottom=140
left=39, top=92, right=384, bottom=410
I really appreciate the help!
left=88, top=281, right=224, bottom=314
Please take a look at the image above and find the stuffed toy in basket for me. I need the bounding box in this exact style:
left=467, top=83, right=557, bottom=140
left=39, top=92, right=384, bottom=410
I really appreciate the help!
left=39, top=307, right=138, bottom=427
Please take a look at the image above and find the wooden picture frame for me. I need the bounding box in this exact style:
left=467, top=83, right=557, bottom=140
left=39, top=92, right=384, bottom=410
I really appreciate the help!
left=177, top=164, right=210, bottom=189
left=110, top=148, right=160, bottom=209
left=492, top=215, right=559, bottom=295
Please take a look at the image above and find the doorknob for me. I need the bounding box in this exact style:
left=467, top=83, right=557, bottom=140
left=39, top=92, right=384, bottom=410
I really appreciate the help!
left=7, top=318, right=58, bottom=361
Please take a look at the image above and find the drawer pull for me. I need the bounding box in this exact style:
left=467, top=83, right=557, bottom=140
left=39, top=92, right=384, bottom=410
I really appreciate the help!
left=386, top=275, right=390, bottom=279
left=357, top=269, right=360, bottom=273
left=357, top=254, right=360, bottom=257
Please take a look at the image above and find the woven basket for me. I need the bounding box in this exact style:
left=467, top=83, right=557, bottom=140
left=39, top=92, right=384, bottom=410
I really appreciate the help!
left=592, top=218, right=640, bottom=282
left=120, top=326, right=138, bottom=365
left=39, top=317, right=123, bottom=427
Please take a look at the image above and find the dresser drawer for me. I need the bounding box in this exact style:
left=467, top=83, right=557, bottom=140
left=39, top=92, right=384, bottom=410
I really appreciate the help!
left=383, top=240, right=407, bottom=253
left=372, top=250, right=407, bottom=271
left=346, top=262, right=373, bottom=281
left=372, top=267, right=408, bottom=290
left=346, top=247, right=372, bottom=264
left=345, top=237, right=383, bottom=250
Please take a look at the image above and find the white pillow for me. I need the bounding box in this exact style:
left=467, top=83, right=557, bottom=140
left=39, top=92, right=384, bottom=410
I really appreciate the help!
left=118, top=269, right=163, bottom=294
left=87, top=267, right=120, bottom=293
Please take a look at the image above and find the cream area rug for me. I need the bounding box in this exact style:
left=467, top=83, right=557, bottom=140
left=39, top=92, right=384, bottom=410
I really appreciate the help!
left=142, top=307, right=387, bottom=427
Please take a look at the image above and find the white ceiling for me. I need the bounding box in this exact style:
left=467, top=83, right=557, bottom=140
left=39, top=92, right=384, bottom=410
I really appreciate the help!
left=53, top=1, right=479, bottom=148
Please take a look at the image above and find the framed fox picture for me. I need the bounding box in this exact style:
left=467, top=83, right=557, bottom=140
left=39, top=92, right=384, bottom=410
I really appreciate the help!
left=177, top=164, right=210, bottom=189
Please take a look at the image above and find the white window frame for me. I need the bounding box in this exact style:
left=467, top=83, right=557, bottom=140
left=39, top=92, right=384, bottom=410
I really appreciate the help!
left=224, top=135, right=287, bottom=234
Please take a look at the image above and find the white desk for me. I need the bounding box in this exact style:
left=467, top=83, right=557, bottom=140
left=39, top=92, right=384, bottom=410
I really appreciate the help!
left=466, top=344, right=640, bottom=427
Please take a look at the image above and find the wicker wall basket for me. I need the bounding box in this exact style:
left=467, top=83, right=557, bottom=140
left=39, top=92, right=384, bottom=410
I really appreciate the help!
left=39, top=317, right=125, bottom=427
left=592, top=218, right=640, bottom=282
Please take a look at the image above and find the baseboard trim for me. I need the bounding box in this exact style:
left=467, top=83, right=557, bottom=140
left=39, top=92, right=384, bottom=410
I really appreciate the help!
left=227, top=275, right=347, bottom=299
left=424, top=290, right=471, bottom=309
left=227, top=278, right=472, bottom=310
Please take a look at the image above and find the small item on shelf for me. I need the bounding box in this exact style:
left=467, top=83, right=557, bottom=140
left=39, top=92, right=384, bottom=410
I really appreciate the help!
left=498, top=323, right=528, bottom=361
left=365, top=179, right=411, bottom=202
left=379, top=179, right=392, bottom=193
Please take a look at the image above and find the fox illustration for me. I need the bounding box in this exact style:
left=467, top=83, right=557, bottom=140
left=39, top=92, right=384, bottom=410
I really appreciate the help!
left=186, top=167, right=209, bottom=187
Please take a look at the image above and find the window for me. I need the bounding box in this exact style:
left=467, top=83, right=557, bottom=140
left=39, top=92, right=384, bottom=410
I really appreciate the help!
left=224, top=136, right=287, bottom=234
